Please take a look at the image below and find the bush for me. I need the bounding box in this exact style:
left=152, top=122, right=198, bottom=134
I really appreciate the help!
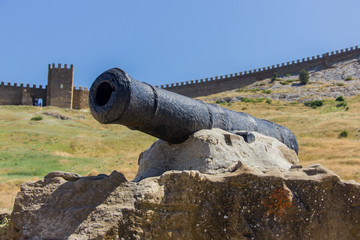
left=280, top=79, right=298, bottom=85
left=299, top=69, right=310, bottom=85
left=335, top=96, right=345, bottom=102
left=336, top=102, right=347, bottom=108
left=280, top=81, right=290, bottom=85
left=304, top=100, right=323, bottom=109
left=265, top=99, right=272, bottom=104
left=262, top=90, right=272, bottom=94
left=336, top=83, right=344, bottom=87
left=339, top=130, right=348, bottom=138
left=31, top=116, right=43, bottom=121
left=241, top=98, right=265, bottom=103
left=247, top=88, right=260, bottom=93
left=345, top=77, right=354, bottom=81
left=238, top=88, right=261, bottom=93
left=271, top=73, right=278, bottom=82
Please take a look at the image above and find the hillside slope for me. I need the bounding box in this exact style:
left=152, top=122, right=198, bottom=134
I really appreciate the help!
left=0, top=58, right=359, bottom=209
left=202, top=57, right=360, bottom=103
left=0, top=106, right=155, bottom=209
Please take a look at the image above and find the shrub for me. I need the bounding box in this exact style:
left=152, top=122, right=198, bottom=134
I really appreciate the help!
left=336, top=83, right=344, bottom=87
left=299, top=69, right=310, bottom=85
left=271, top=73, right=278, bottom=82
left=265, top=99, right=272, bottom=104
left=304, top=100, right=323, bottom=109
left=280, top=79, right=297, bottom=85
left=241, top=98, right=265, bottom=103
left=237, top=88, right=261, bottom=93
left=339, top=130, right=348, bottom=138
left=280, top=81, right=290, bottom=85
left=286, top=74, right=291, bottom=77
left=345, top=77, right=354, bottom=81
left=336, top=102, right=347, bottom=108
left=247, top=88, right=260, bottom=93
left=335, top=96, right=345, bottom=102
left=262, top=90, right=272, bottom=94
left=31, top=116, right=43, bottom=121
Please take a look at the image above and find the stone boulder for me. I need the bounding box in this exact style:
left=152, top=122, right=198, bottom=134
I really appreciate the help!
left=134, top=128, right=299, bottom=181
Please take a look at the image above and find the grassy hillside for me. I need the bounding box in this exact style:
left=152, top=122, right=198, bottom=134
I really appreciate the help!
left=0, top=95, right=359, bottom=209
left=0, top=106, right=155, bottom=209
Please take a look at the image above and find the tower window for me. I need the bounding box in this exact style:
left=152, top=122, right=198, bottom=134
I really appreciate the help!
left=60, top=84, right=63, bottom=89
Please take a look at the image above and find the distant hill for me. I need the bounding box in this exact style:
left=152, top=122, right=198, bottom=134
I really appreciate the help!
left=200, top=57, right=360, bottom=103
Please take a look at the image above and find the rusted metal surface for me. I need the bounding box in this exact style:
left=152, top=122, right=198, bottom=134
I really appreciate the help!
left=89, top=68, right=298, bottom=154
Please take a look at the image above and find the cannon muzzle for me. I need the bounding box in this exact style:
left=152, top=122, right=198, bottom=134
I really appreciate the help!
left=89, top=68, right=298, bottom=154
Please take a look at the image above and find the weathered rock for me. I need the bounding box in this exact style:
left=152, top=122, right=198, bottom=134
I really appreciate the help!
left=4, top=165, right=360, bottom=240
left=3, top=130, right=359, bottom=239
left=0, top=209, right=11, bottom=240
left=134, top=128, right=299, bottom=181
left=44, top=171, right=82, bottom=181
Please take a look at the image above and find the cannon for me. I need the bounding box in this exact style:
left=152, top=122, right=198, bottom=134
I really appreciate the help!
left=89, top=68, right=299, bottom=154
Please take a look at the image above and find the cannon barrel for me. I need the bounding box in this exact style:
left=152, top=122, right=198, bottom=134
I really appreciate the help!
left=89, top=68, right=298, bottom=154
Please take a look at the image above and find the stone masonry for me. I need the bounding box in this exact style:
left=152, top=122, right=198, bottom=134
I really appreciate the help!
left=0, top=45, right=359, bottom=108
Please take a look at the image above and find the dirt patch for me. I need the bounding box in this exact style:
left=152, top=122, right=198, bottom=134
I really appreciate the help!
left=0, top=183, right=19, bottom=209
left=43, top=111, right=72, bottom=120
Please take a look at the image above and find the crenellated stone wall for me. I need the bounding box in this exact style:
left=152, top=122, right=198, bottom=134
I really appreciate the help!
left=0, top=45, right=359, bottom=107
left=0, top=82, right=47, bottom=106
left=159, top=45, right=360, bottom=97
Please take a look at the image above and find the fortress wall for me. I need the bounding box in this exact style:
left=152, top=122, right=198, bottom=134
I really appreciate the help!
left=1, top=46, right=359, bottom=108
left=0, top=82, right=47, bottom=105
left=0, top=83, right=23, bottom=105
left=165, top=76, right=256, bottom=98
left=160, top=46, right=360, bottom=97
left=73, top=87, right=89, bottom=109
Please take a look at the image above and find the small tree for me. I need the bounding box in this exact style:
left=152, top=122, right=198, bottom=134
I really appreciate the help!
left=299, top=69, right=309, bottom=85
left=271, top=72, right=278, bottom=82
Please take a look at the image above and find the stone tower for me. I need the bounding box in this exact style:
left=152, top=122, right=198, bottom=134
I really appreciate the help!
left=47, top=63, right=74, bottom=108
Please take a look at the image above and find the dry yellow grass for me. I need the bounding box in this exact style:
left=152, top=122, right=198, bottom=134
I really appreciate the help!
left=0, top=95, right=359, bottom=210
left=208, top=96, right=360, bottom=181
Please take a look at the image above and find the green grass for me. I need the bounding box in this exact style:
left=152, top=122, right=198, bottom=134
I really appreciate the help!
left=241, top=98, right=266, bottom=103
left=237, top=88, right=264, bottom=93
left=280, top=79, right=298, bottom=85
left=0, top=106, right=155, bottom=183
left=30, top=116, right=43, bottom=121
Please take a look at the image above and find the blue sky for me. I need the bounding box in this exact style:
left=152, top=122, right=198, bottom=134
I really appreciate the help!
left=0, top=0, right=359, bottom=88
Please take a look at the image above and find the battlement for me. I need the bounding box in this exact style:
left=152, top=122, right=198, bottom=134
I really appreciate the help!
left=0, top=81, right=46, bottom=89
left=48, top=63, right=74, bottom=70
left=157, top=45, right=360, bottom=91
left=1, top=45, right=360, bottom=108
left=74, top=86, right=89, bottom=91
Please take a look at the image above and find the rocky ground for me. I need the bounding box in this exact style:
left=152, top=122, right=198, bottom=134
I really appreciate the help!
left=3, top=129, right=360, bottom=240
left=205, top=57, right=360, bottom=103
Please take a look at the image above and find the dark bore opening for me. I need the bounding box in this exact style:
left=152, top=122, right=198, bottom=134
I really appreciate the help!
left=96, top=81, right=114, bottom=106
